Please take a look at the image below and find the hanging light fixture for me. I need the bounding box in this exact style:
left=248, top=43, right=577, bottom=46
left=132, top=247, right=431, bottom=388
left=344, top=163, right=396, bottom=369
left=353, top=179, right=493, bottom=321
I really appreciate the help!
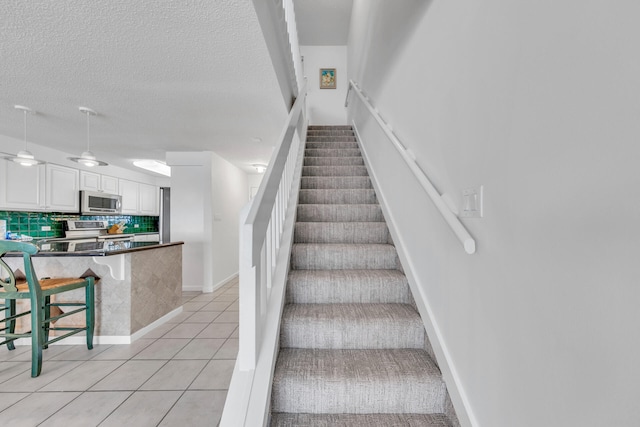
left=4, top=105, right=44, bottom=166
left=68, top=106, right=108, bottom=167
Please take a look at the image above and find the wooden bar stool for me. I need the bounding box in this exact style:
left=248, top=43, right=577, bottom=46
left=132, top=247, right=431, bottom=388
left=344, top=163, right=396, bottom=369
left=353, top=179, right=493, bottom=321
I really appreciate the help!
left=0, top=241, right=95, bottom=377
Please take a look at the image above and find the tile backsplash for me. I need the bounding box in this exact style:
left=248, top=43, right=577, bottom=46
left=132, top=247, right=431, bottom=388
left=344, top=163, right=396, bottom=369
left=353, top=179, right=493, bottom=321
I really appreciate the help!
left=0, top=211, right=159, bottom=238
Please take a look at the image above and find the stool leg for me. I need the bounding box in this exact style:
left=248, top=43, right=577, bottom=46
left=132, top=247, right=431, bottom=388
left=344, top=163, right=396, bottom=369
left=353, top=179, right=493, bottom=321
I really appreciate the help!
left=85, top=277, right=95, bottom=350
left=43, top=295, right=51, bottom=350
left=4, top=299, right=16, bottom=351
left=30, top=297, right=43, bottom=378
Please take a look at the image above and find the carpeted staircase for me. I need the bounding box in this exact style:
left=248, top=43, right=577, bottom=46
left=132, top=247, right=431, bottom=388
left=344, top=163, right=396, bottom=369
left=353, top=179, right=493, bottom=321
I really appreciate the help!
left=270, top=126, right=459, bottom=426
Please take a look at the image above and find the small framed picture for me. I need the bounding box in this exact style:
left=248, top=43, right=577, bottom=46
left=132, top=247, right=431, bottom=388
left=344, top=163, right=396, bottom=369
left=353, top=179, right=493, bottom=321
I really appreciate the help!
left=320, top=68, right=336, bottom=89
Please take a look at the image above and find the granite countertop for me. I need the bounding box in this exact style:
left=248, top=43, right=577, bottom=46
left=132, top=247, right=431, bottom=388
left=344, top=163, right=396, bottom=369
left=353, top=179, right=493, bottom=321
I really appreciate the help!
left=4, top=240, right=183, bottom=257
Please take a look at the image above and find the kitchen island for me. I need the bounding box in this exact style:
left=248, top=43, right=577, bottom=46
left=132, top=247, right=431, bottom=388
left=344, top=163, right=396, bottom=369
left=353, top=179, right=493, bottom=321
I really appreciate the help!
left=3, top=241, right=184, bottom=343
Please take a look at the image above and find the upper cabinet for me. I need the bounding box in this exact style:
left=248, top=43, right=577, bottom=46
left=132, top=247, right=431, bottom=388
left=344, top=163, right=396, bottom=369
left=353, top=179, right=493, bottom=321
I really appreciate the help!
left=0, top=159, right=46, bottom=211
left=80, top=171, right=119, bottom=194
left=119, top=179, right=159, bottom=216
left=45, top=164, right=79, bottom=212
left=0, top=159, right=159, bottom=215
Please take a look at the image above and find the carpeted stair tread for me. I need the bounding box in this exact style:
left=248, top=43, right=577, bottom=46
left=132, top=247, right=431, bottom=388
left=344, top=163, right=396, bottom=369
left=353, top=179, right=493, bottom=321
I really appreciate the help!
left=305, top=148, right=361, bottom=157
left=272, top=348, right=446, bottom=414
left=298, top=189, right=377, bottom=205
left=306, top=142, right=358, bottom=150
left=306, top=139, right=357, bottom=146
left=302, top=165, right=369, bottom=176
left=286, top=270, right=410, bottom=304
left=270, top=412, right=453, bottom=427
left=301, top=176, right=372, bottom=190
left=294, top=222, right=388, bottom=244
left=281, top=303, right=424, bottom=349
left=297, top=204, right=385, bottom=222
left=304, top=156, right=364, bottom=166
left=291, top=243, right=398, bottom=270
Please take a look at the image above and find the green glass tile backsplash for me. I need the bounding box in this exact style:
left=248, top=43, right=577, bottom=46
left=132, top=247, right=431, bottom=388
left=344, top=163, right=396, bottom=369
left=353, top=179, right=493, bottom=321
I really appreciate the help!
left=0, top=211, right=159, bottom=238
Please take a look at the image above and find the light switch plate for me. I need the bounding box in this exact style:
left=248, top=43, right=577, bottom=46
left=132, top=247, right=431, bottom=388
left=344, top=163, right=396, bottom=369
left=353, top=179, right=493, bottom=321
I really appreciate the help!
left=460, top=185, right=483, bottom=218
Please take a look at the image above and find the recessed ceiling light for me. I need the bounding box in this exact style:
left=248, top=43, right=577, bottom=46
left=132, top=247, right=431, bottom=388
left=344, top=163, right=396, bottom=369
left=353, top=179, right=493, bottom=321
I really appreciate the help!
left=251, top=137, right=263, bottom=143
left=252, top=163, right=267, bottom=173
left=133, top=159, right=171, bottom=177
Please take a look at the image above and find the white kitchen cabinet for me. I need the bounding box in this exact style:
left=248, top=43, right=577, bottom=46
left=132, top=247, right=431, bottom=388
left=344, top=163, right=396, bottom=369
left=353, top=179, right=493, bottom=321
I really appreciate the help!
left=138, top=183, right=159, bottom=216
left=45, top=164, right=79, bottom=212
left=119, top=179, right=139, bottom=214
left=119, top=179, right=159, bottom=216
left=80, top=171, right=119, bottom=194
left=101, top=175, right=119, bottom=194
left=0, top=159, right=46, bottom=211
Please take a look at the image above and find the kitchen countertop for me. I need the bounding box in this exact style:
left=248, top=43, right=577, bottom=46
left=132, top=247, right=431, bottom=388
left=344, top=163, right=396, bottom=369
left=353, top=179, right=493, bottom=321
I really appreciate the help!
left=4, top=240, right=183, bottom=257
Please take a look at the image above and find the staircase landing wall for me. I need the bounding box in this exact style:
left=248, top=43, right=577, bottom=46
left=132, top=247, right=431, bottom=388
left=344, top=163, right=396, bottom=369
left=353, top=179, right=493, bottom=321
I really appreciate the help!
left=347, top=1, right=640, bottom=426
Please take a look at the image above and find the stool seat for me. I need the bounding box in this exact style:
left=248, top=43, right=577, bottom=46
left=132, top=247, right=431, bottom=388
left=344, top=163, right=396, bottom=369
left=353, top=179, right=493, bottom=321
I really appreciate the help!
left=11, top=277, right=87, bottom=292
left=0, top=240, right=96, bottom=378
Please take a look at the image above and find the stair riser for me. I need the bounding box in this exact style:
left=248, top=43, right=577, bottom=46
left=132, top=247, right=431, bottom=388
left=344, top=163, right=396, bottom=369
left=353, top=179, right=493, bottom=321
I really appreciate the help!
left=306, top=142, right=359, bottom=150
left=286, top=271, right=411, bottom=304
left=302, top=166, right=369, bottom=177
left=308, top=125, right=353, bottom=131
left=291, top=244, right=398, bottom=270
left=300, top=177, right=372, bottom=190
left=305, top=149, right=361, bottom=157
left=294, top=223, right=388, bottom=244
left=306, top=137, right=357, bottom=143
left=281, top=304, right=424, bottom=349
left=296, top=205, right=385, bottom=222
left=270, top=413, right=452, bottom=427
left=304, top=157, right=364, bottom=166
left=298, top=190, right=377, bottom=205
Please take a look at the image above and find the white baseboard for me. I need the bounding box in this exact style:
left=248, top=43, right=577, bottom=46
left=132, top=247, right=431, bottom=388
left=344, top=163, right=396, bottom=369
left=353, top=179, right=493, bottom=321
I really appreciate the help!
left=352, top=121, right=478, bottom=427
left=184, top=272, right=238, bottom=293
left=11, top=306, right=184, bottom=346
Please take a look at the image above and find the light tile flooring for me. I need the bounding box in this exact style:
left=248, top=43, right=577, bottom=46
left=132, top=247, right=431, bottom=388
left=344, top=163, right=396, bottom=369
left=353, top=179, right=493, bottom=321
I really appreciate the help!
left=0, top=279, right=239, bottom=427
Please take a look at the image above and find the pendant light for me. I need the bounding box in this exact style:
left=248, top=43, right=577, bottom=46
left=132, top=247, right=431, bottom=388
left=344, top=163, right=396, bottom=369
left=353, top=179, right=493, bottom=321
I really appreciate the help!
left=68, top=106, right=108, bottom=167
left=4, top=105, right=44, bottom=166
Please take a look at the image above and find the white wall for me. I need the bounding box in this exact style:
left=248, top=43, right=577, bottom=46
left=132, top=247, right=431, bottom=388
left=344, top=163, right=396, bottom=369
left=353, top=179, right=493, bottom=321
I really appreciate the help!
left=167, top=151, right=249, bottom=293
left=166, top=152, right=212, bottom=292
left=348, top=1, right=640, bottom=426
left=247, top=173, right=264, bottom=199
left=211, top=152, right=249, bottom=290
left=301, top=45, right=348, bottom=125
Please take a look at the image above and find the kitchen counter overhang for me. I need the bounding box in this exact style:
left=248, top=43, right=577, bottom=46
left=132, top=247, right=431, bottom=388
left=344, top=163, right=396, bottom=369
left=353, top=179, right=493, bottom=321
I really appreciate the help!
left=1, top=241, right=185, bottom=343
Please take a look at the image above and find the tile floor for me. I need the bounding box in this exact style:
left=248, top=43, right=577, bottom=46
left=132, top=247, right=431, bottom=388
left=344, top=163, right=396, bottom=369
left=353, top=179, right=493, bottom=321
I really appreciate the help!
left=0, top=279, right=239, bottom=427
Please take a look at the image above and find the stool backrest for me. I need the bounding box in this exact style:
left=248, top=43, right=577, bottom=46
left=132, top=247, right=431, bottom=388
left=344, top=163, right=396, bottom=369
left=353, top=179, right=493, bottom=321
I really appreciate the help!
left=0, top=241, right=40, bottom=293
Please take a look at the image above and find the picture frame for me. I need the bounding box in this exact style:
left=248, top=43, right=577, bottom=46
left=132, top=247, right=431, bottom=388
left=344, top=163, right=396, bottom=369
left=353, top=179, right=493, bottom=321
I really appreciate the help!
left=320, top=68, right=336, bottom=89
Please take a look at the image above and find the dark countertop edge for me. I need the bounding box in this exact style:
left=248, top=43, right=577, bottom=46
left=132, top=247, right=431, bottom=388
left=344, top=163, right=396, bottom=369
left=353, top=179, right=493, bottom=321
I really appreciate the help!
left=4, top=241, right=184, bottom=257
left=92, top=241, right=184, bottom=256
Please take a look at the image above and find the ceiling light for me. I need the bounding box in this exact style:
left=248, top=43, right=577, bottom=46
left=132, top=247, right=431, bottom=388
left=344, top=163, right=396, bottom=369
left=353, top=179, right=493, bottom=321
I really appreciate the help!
left=133, top=160, right=171, bottom=177
left=4, top=105, right=44, bottom=167
left=253, top=164, right=267, bottom=173
left=68, top=107, right=108, bottom=167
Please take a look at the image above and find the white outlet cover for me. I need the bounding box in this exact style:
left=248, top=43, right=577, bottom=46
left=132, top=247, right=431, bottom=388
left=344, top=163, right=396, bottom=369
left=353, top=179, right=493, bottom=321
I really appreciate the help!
left=460, top=185, right=483, bottom=218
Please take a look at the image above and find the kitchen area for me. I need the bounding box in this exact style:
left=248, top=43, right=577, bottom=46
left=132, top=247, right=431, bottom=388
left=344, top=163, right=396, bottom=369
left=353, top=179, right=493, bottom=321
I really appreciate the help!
left=0, top=158, right=184, bottom=343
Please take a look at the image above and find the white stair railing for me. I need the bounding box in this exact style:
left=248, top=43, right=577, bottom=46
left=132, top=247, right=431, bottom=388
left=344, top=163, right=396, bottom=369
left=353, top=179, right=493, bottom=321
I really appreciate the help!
left=221, top=82, right=307, bottom=427
left=346, top=80, right=476, bottom=254
left=239, top=81, right=306, bottom=370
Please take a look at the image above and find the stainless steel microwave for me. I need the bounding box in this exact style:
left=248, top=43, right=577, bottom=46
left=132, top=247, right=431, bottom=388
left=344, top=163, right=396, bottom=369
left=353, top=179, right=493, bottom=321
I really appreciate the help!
left=80, top=190, right=122, bottom=215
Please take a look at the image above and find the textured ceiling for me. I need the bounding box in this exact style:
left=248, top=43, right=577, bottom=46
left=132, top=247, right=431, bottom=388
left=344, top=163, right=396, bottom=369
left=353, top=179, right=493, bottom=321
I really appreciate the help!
left=0, top=0, right=287, bottom=173
left=293, top=0, right=353, bottom=46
